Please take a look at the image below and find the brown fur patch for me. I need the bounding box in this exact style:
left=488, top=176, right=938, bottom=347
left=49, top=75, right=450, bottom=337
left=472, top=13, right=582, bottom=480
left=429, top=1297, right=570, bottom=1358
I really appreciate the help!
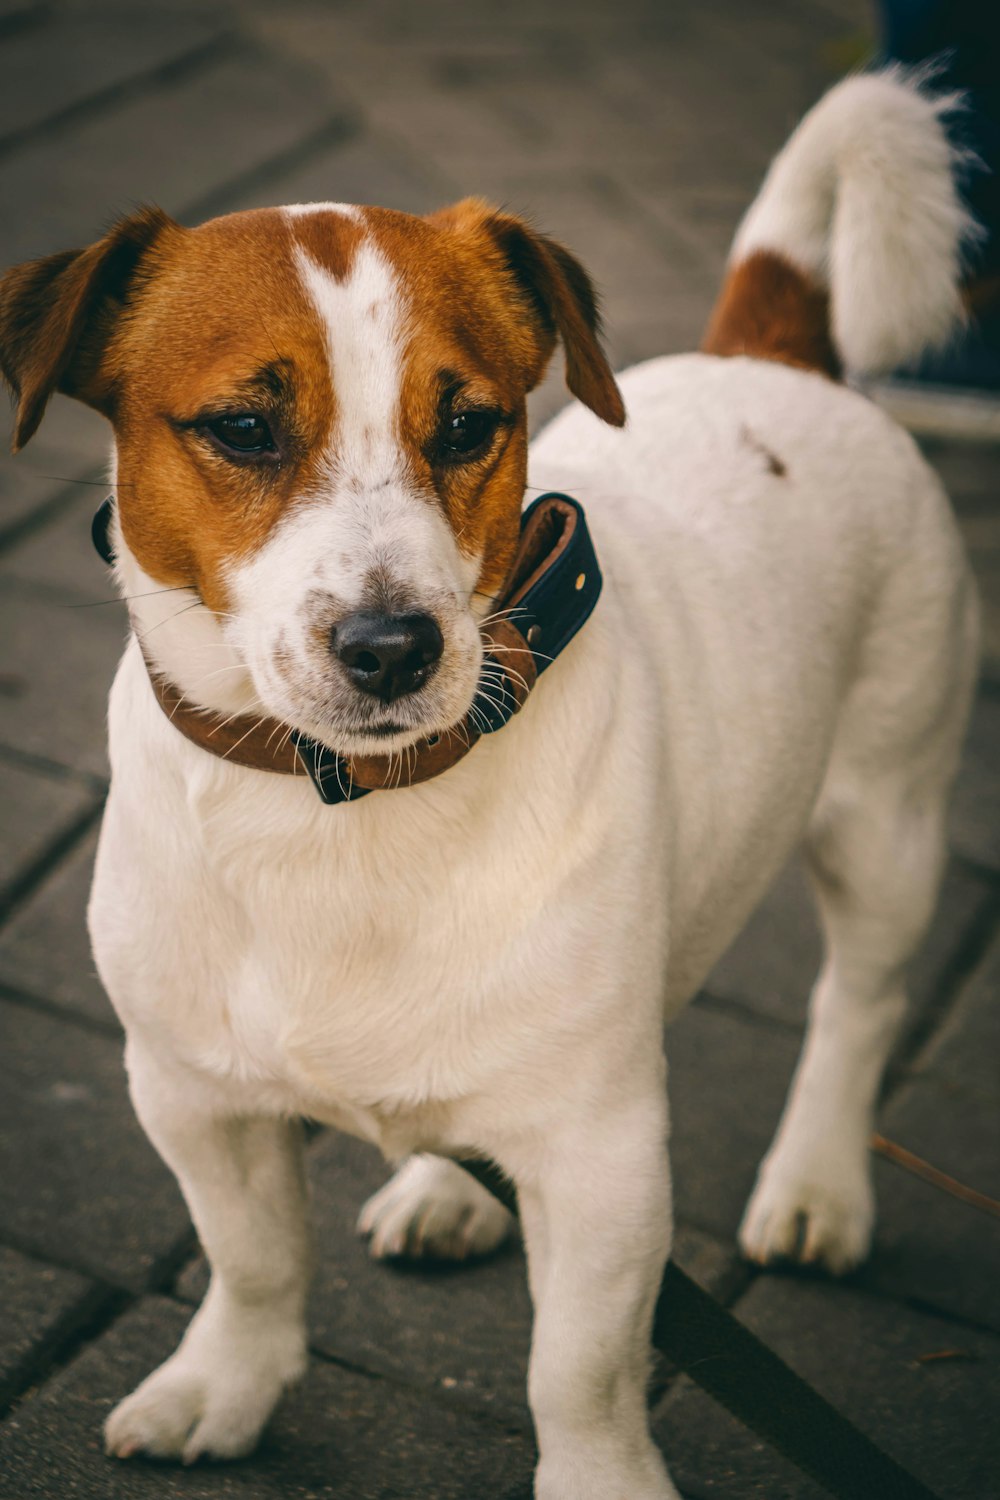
left=701, top=249, right=841, bottom=379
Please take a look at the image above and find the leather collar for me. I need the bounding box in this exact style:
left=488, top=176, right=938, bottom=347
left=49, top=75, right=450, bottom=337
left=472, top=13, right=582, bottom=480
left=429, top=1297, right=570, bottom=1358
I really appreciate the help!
left=93, top=492, right=602, bottom=804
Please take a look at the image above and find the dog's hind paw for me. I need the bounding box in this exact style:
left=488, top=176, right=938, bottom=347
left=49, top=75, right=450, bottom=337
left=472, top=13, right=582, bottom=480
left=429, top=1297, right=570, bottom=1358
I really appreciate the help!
left=358, top=1154, right=514, bottom=1261
left=738, top=1149, right=874, bottom=1276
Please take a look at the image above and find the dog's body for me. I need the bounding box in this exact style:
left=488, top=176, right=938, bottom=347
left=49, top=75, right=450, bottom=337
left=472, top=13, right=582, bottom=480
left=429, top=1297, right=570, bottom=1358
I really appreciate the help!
left=0, top=71, right=979, bottom=1499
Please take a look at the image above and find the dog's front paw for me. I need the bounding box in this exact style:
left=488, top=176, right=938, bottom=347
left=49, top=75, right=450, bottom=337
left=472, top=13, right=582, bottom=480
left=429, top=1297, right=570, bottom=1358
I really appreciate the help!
left=738, top=1147, right=874, bottom=1275
left=105, top=1333, right=306, bottom=1464
left=535, top=1448, right=682, bottom=1500
left=358, top=1154, right=514, bottom=1261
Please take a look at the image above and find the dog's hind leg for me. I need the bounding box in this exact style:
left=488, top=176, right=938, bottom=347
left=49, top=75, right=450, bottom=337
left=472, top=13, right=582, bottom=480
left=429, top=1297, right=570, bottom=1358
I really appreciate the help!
left=104, top=1044, right=312, bottom=1464
left=740, top=539, right=978, bottom=1274
left=358, top=1153, right=514, bottom=1260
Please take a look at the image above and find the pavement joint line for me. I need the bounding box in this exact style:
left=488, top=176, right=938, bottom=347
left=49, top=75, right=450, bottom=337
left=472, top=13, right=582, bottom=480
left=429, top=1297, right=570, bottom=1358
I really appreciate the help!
left=0, top=1280, right=123, bottom=1421
left=693, top=987, right=803, bottom=1035
left=894, top=1289, right=1000, bottom=1342
left=0, top=1216, right=201, bottom=1308
left=0, top=28, right=235, bottom=164
left=297, top=1336, right=536, bottom=1437
left=0, top=1226, right=126, bottom=1298
left=177, top=109, right=363, bottom=225
left=0, top=740, right=108, bottom=795
left=160, top=1264, right=539, bottom=1437
left=886, top=888, right=1000, bottom=1086
left=735, top=1256, right=1000, bottom=1342
left=0, top=981, right=120, bottom=1040
left=0, top=797, right=105, bottom=928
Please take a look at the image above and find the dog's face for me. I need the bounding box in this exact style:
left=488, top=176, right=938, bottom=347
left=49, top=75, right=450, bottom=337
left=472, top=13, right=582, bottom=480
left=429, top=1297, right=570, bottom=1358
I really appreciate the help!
left=0, top=201, right=623, bottom=754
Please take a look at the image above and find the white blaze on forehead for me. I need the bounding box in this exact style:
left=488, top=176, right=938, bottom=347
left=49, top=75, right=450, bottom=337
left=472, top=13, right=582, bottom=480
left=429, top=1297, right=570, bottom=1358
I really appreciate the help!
left=284, top=201, right=361, bottom=219
left=291, top=227, right=407, bottom=490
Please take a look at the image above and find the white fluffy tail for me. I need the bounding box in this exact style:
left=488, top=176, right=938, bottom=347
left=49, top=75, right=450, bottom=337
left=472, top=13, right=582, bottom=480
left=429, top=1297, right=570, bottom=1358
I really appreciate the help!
left=710, top=68, right=978, bottom=377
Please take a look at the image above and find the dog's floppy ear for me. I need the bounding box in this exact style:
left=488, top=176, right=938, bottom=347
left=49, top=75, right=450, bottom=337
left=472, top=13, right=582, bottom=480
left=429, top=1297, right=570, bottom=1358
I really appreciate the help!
left=0, top=205, right=175, bottom=451
left=433, top=199, right=626, bottom=428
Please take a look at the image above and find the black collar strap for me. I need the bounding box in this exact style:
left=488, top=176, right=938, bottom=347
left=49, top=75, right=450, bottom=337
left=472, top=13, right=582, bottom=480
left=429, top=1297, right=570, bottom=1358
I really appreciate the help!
left=93, top=492, right=603, bottom=804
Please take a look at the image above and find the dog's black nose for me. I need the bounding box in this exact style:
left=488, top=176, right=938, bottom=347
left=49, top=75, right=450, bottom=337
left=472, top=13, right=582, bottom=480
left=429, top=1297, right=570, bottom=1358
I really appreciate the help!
left=331, top=611, right=444, bottom=702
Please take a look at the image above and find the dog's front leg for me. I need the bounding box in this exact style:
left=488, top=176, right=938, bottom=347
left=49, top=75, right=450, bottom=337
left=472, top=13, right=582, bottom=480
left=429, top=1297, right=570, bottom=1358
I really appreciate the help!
left=515, top=1087, right=680, bottom=1500
left=105, top=1040, right=311, bottom=1464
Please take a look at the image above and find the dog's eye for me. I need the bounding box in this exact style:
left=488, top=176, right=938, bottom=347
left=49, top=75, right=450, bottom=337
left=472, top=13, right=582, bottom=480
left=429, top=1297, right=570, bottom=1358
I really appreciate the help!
left=439, top=410, right=497, bottom=460
left=205, top=413, right=276, bottom=456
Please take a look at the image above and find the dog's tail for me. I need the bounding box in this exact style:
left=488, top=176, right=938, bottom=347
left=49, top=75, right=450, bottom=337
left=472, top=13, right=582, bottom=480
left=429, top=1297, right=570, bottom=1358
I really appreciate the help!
left=701, top=68, right=978, bottom=379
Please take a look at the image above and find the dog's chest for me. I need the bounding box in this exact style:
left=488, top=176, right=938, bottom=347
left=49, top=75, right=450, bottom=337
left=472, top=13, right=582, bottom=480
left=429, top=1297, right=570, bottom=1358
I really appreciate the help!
left=97, top=736, right=636, bottom=1150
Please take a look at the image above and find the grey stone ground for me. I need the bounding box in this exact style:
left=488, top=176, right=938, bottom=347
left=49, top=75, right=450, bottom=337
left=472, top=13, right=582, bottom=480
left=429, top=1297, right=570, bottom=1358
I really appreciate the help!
left=0, top=1, right=998, bottom=1497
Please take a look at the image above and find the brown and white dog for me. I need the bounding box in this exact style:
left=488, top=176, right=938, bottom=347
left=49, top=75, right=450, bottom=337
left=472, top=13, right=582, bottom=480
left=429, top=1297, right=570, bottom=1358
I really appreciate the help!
left=0, top=71, right=979, bottom=1499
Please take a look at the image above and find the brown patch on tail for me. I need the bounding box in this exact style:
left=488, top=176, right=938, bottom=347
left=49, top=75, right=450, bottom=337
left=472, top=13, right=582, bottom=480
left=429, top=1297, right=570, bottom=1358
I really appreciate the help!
left=701, top=249, right=841, bottom=378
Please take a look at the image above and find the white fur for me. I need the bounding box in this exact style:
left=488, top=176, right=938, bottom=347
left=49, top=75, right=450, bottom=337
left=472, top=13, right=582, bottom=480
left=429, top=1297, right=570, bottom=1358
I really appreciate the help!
left=91, top=74, right=978, bottom=1500
left=284, top=202, right=361, bottom=219
left=733, top=69, right=977, bottom=373
left=294, top=238, right=406, bottom=492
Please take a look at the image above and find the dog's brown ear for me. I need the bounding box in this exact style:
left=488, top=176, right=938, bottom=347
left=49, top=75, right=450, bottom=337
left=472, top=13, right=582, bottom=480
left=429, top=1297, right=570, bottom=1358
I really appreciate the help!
left=485, top=207, right=626, bottom=427
left=0, top=206, right=175, bottom=451
left=433, top=199, right=626, bottom=427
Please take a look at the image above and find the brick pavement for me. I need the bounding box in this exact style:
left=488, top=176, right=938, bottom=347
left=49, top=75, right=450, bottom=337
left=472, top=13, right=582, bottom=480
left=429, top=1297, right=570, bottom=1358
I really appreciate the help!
left=0, top=2, right=998, bottom=1497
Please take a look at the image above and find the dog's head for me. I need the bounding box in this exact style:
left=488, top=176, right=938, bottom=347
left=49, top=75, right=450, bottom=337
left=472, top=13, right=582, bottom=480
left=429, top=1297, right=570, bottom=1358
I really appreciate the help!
left=0, top=201, right=624, bottom=754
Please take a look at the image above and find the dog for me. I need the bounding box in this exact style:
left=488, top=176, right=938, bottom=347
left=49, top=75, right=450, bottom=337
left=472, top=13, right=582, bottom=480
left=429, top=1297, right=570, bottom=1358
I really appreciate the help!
left=0, top=69, right=979, bottom=1500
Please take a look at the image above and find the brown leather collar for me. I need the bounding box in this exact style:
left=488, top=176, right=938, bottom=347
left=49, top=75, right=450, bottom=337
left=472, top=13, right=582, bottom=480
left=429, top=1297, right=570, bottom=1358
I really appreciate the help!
left=128, top=492, right=601, bottom=804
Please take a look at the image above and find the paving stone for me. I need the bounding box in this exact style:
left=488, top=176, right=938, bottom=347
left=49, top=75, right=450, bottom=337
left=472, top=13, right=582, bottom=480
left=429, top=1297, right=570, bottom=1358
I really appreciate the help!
left=0, top=583, right=125, bottom=779
left=917, top=922, right=1000, bottom=1099
left=0, top=396, right=110, bottom=540
left=860, top=927, right=1000, bottom=1331
left=0, top=1243, right=107, bottom=1411
left=925, top=439, right=1000, bottom=515
left=0, top=825, right=115, bottom=1029
left=654, top=1275, right=1000, bottom=1500
left=706, top=856, right=995, bottom=1038
left=237, top=128, right=454, bottom=218
left=0, top=41, right=353, bottom=266
left=0, top=1295, right=535, bottom=1499
left=949, top=692, right=1000, bottom=873
left=0, top=11, right=224, bottom=149
left=0, top=487, right=122, bottom=603
left=666, top=1000, right=802, bottom=1242
left=0, top=1001, right=191, bottom=1290
left=0, top=757, right=98, bottom=910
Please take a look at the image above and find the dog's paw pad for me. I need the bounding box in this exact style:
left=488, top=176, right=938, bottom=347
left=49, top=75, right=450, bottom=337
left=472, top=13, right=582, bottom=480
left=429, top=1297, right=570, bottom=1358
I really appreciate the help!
left=358, top=1154, right=513, bottom=1261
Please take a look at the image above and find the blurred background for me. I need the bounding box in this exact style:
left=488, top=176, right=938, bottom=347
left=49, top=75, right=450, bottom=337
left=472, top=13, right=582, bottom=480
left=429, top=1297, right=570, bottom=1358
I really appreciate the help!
left=0, top=2, right=997, bottom=1497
